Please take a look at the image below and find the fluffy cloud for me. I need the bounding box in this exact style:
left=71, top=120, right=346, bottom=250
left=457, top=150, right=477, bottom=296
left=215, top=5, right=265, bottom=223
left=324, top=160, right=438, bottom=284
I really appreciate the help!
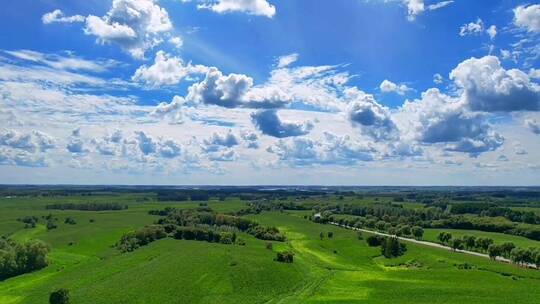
left=276, top=53, right=299, bottom=68
left=0, top=148, right=47, bottom=167
left=132, top=51, right=210, bottom=86
left=514, top=4, right=540, bottom=33
left=157, top=139, right=182, bottom=158
left=42, top=9, right=85, bottom=24
left=251, top=110, right=313, bottom=138
left=266, top=137, right=318, bottom=166
left=321, top=132, right=376, bottom=164
left=403, top=0, right=453, bottom=21
left=198, top=0, right=276, bottom=18
left=450, top=56, right=540, bottom=112
left=208, top=149, right=236, bottom=161
left=486, top=25, right=497, bottom=40
left=151, top=96, right=186, bottom=124
left=116, top=131, right=184, bottom=160
left=44, top=0, right=174, bottom=59
left=201, top=131, right=239, bottom=161
left=0, top=129, right=55, bottom=152
left=240, top=130, right=259, bottom=148
left=346, top=88, right=398, bottom=141
left=133, top=131, right=156, bottom=155
left=169, top=36, right=183, bottom=49
left=379, top=79, right=412, bottom=95
left=157, top=55, right=351, bottom=112
left=459, top=18, right=484, bottom=37
left=433, top=73, right=444, bottom=84
left=399, top=88, right=503, bottom=154
left=267, top=132, right=375, bottom=167
left=187, top=68, right=253, bottom=108
left=202, top=131, right=239, bottom=151
left=404, top=0, right=424, bottom=21
left=91, top=130, right=124, bottom=156
left=67, top=128, right=88, bottom=154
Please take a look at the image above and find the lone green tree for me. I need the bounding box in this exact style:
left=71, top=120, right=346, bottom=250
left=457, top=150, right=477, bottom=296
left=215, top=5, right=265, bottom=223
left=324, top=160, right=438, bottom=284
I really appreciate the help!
left=411, top=226, right=424, bottom=240
left=476, top=238, right=494, bottom=252
left=450, top=238, right=463, bottom=251
left=500, top=242, right=516, bottom=258
left=381, top=237, right=407, bottom=258
left=437, top=232, right=452, bottom=244
left=462, top=235, right=476, bottom=250
left=487, top=244, right=502, bottom=260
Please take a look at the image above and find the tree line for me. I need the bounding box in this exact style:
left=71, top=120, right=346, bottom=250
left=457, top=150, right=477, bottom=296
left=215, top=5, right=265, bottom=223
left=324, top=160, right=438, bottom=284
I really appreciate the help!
left=45, top=203, right=127, bottom=211
left=313, top=202, right=540, bottom=242
left=449, top=203, right=540, bottom=224
left=436, top=232, right=540, bottom=268
left=320, top=216, right=425, bottom=240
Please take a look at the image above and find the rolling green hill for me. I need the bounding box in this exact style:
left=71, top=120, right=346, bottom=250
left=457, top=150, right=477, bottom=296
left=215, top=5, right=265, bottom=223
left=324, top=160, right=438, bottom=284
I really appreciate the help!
left=1, top=195, right=539, bottom=303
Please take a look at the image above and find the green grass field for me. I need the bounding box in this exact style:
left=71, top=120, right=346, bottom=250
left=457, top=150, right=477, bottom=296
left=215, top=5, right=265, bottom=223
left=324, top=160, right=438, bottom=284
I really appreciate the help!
left=1, top=195, right=540, bottom=303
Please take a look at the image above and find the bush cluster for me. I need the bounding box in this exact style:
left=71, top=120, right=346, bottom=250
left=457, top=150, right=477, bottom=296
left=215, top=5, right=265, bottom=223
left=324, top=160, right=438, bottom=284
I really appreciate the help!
left=119, top=208, right=285, bottom=253
left=275, top=251, right=294, bottom=263
left=365, top=235, right=407, bottom=258
left=116, top=225, right=167, bottom=252
left=17, top=216, right=38, bottom=228
left=0, top=238, right=50, bottom=280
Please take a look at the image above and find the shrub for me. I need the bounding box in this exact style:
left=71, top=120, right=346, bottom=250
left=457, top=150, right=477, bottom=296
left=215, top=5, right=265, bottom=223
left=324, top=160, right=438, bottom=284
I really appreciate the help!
left=49, top=288, right=70, bottom=304
left=266, top=242, right=273, bottom=250
left=116, top=225, right=167, bottom=252
left=276, top=251, right=294, bottom=263
left=46, top=219, right=57, bottom=231
left=366, top=235, right=384, bottom=247
left=17, top=216, right=38, bottom=228
left=64, top=217, right=76, bottom=225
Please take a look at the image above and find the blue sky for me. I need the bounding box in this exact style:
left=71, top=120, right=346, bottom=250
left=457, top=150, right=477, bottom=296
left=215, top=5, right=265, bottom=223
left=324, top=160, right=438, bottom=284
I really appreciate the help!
left=0, top=0, right=539, bottom=185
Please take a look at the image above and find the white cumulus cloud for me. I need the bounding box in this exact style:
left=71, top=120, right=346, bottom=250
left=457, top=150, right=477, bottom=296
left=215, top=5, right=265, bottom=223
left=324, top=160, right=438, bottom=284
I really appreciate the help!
left=514, top=4, right=540, bottom=33
left=132, top=51, right=210, bottom=87
left=198, top=0, right=276, bottom=18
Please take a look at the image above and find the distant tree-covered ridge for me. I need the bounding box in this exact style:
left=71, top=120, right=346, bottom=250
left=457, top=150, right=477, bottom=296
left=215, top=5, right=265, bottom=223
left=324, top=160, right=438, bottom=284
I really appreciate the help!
left=45, top=203, right=127, bottom=211
left=448, top=202, right=540, bottom=224
left=0, top=238, right=50, bottom=280
left=117, top=208, right=286, bottom=252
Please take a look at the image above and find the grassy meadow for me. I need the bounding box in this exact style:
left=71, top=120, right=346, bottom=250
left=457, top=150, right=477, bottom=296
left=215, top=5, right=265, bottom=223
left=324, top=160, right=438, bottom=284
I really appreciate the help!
left=1, top=194, right=540, bottom=303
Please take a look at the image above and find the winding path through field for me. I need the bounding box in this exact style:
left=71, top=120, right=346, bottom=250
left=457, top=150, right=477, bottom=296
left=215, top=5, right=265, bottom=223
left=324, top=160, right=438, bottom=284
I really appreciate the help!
left=328, top=222, right=537, bottom=268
